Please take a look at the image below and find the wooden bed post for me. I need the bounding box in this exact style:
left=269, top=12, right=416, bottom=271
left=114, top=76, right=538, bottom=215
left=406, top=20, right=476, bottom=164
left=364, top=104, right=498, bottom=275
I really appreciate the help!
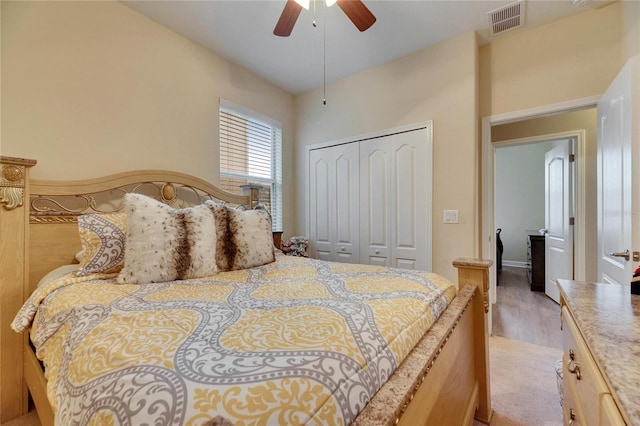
left=453, top=258, right=493, bottom=425
left=239, top=184, right=262, bottom=209
left=0, top=156, right=36, bottom=423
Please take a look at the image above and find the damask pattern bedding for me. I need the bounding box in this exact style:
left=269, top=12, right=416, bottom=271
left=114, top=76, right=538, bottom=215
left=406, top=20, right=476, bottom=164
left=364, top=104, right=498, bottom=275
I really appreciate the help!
left=12, top=255, right=456, bottom=426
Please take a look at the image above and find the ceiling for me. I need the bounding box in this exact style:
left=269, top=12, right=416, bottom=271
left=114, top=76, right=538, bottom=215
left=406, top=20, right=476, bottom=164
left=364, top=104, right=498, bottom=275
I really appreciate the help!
left=122, top=0, right=609, bottom=95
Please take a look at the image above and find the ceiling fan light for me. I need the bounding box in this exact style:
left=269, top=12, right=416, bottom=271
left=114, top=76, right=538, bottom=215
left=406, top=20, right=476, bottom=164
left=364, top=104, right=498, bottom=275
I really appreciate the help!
left=294, top=0, right=310, bottom=10
left=325, top=0, right=337, bottom=6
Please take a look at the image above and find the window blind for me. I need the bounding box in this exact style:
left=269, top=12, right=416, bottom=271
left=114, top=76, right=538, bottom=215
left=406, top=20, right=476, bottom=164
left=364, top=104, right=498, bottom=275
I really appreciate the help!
left=219, top=105, right=282, bottom=232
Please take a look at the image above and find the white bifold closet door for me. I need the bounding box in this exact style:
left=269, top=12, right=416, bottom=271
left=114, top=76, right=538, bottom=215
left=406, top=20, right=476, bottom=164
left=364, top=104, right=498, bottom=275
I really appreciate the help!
left=308, top=143, right=360, bottom=262
left=307, top=123, right=432, bottom=270
left=359, top=130, right=430, bottom=270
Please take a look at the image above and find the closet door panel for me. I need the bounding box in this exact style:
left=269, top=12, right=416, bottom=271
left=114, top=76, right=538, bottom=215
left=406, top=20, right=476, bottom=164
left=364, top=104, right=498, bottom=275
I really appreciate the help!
left=391, top=130, right=430, bottom=270
left=334, top=144, right=359, bottom=263
left=308, top=122, right=432, bottom=270
left=309, top=149, right=334, bottom=260
left=360, top=138, right=391, bottom=266
left=309, top=144, right=359, bottom=262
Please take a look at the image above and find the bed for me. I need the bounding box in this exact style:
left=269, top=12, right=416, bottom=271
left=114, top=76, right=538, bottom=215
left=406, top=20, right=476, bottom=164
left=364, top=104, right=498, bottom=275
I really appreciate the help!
left=0, top=156, right=492, bottom=426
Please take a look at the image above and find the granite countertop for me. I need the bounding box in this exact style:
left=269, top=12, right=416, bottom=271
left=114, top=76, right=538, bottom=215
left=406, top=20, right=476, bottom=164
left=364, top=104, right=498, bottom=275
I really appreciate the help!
left=557, top=279, right=640, bottom=425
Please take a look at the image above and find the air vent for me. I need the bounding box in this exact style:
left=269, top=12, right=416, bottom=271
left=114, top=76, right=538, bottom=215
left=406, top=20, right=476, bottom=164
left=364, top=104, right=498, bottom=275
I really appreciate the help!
left=487, top=1, right=526, bottom=37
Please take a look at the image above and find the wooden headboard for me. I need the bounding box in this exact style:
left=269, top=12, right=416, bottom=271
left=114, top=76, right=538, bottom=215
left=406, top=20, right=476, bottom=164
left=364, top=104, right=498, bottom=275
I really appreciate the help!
left=26, top=169, right=260, bottom=294
left=0, top=156, right=261, bottom=422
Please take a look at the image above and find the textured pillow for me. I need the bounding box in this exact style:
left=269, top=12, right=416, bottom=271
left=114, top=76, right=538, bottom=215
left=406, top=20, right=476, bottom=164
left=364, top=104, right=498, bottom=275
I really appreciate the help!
left=206, top=201, right=275, bottom=271
left=77, top=213, right=127, bottom=276
left=117, top=194, right=218, bottom=284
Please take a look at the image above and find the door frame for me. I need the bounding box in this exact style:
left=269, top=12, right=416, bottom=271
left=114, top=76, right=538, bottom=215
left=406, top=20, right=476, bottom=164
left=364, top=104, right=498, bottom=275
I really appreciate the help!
left=481, top=96, right=598, bottom=323
left=493, top=132, right=581, bottom=292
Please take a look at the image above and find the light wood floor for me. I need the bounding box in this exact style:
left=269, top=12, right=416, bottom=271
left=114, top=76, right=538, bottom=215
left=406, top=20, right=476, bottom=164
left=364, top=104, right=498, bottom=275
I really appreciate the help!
left=492, top=266, right=563, bottom=349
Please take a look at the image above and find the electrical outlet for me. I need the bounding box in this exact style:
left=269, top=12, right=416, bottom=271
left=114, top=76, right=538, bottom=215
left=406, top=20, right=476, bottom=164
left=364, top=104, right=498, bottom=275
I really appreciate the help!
left=443, top=209, right=459, bottom=224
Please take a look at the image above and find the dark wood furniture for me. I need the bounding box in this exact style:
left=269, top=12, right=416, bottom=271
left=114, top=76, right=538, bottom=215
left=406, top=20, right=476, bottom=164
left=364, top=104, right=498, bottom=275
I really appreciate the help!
left=272, top=231, right=283, bottom=250
left=527, top=233, right=545, bottom=292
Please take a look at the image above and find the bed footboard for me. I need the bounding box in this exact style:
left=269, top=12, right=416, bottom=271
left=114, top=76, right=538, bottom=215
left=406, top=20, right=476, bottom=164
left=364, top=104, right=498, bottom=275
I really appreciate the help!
left=354, top=258, right=492, bottom=426
left=454, top=257, right=492, bottom=424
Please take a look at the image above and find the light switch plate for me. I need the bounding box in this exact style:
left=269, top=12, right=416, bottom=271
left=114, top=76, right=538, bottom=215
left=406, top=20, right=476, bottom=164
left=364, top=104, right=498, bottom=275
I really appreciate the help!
left=443, top=209, right=459, bottom=224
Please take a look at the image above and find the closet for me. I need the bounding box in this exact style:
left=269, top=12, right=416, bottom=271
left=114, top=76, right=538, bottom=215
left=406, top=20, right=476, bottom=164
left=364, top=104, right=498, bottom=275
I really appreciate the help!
left=307, top=123, right=432, bottom=270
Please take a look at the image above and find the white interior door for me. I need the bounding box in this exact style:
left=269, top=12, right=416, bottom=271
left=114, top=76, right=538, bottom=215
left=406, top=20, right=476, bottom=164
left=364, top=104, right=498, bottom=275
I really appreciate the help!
left=597, top=55, right=639, bottom=285
left=308, top=144, right=359, bottom=262
left=334, top=144, right=360, bottom=262
left=360, top=137, right=391, bottom=267
left=309, top=148, right=333, bottom=261
left=544, top=139, right=573, bottom=303
left=390, top=130, right=431, bottom=270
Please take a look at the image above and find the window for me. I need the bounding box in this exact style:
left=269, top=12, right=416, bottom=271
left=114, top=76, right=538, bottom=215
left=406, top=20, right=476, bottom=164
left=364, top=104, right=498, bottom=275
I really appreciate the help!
left=219, top=100, right=282, bottom=232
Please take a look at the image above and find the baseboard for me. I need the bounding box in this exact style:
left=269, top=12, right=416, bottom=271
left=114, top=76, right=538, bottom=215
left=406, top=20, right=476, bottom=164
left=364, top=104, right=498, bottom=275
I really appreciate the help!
left=502, top=261, right=528, bottom=268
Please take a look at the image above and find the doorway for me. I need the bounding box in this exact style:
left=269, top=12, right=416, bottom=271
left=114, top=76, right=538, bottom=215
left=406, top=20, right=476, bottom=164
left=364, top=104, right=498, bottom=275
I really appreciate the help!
left=494, top=135, right=577, bottom=304
left=481, top=98, right=599, bottom=334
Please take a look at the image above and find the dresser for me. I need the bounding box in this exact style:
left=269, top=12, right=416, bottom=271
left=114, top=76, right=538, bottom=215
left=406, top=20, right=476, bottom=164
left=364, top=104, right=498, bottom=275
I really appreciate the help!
left=527, top=231, right=545, bottom=292
left=557, top=280, right=640, bottom=425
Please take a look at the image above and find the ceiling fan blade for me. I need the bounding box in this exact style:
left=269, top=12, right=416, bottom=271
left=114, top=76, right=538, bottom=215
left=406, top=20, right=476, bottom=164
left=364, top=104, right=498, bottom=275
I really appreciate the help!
left=336, top=0, right=376, bottom=32
left=274, top=0, right=303, bottom=37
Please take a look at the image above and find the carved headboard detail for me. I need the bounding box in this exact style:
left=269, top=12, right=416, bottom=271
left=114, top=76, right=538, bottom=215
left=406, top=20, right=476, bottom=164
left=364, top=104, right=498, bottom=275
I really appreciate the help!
left=0, top=156, right=37, bottom=211
left=28, top=170, right=258, bottom=224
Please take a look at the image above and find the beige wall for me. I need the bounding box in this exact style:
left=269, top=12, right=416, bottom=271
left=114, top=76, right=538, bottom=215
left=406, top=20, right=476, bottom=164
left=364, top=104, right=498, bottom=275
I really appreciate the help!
left=622, top=0, right=640, bottom=59
left=1, top=1, right=297, bottom=231
left=493, top=108, right=598, bottom=280
left=295, top=3, right=629, bottom=281
left=479, top=2, right=624, bottom=118
left=477, top=2, right=626, bottom=278
left=3, top=0, right=632, bottom=282
left=295, top=32, right=479, bottom=281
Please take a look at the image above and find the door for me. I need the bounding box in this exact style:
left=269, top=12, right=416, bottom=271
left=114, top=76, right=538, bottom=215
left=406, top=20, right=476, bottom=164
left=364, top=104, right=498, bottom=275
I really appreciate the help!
left=360, top=129, right=432, bottom=270
left=597, top=56, right=639, bottom=285
left=334, top=146, right=360, bottom=262
left=390, top=130, right=431, bottom=270
left=309, top=148, right=332, bottom=260
left=544, top=139, right=574, bottom=303
left=360, top=137, right=391, bottom=267
left=308, top=143, right=359, bottom=262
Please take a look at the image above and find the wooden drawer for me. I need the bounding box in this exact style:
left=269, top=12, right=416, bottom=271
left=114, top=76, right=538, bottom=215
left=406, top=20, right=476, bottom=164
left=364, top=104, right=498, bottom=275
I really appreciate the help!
left=562, top=306, right=610, bottom=424
left=562, top=373, right=586, bottom=426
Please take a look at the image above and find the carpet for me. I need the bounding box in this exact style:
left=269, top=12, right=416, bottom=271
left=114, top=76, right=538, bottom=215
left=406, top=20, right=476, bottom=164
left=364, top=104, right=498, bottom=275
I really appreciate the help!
left=475, top=335, right=564, bottom=426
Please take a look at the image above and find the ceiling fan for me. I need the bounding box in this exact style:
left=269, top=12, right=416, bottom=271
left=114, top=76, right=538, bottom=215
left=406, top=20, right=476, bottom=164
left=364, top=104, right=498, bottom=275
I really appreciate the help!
left=274, top=0, right=376, bottom=37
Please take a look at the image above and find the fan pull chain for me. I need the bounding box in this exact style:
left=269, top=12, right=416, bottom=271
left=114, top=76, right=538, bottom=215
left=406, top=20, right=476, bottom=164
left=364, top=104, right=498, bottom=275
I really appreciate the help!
left=312, top=0, right=317, bottom=27
left=323, top=0, right=327, bottom=105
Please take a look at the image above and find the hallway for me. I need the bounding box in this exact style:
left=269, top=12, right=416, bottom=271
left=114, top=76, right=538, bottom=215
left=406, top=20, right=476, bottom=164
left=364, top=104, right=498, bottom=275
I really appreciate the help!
left=492, top=266, right=562, bottom=349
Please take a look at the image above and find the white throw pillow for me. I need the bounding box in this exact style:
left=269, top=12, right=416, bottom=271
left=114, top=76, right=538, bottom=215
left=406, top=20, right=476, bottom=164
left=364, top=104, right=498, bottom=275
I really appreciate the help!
left=117, top=194, right=217, bottom=284
left=205, top=201, right=275, bottom=271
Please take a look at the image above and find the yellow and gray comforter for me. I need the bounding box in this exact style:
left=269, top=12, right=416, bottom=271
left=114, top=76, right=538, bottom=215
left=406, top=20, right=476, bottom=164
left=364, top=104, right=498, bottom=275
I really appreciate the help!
left=13, top=255, right=456, bottom=426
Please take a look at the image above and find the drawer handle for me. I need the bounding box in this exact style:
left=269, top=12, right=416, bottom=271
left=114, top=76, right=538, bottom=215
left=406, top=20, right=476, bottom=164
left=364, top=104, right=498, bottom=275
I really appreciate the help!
left=567, top=355, right=582, bottom=381
left=569, top=408, right=576, bottom=425
left=567, top=349, right=581, bottom=379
